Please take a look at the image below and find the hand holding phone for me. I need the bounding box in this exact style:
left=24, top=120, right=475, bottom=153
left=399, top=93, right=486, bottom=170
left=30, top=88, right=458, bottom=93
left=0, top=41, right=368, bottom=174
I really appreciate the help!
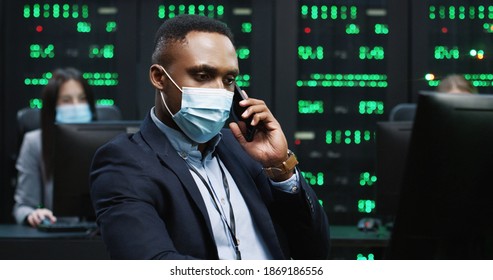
left=231, top=84, right=256, bottom=142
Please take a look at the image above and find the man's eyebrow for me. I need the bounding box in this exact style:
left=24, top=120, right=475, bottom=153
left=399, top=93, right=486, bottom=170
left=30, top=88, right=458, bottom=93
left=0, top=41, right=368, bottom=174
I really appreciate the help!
left=186, top=64, right=239, bottom=76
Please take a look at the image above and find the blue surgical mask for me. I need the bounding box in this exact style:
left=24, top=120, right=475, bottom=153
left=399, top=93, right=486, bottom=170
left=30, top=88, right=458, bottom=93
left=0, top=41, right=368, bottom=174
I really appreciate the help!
left=157, top=66, right=233, bottom=143
left=55, top=104, right=92, bottom=123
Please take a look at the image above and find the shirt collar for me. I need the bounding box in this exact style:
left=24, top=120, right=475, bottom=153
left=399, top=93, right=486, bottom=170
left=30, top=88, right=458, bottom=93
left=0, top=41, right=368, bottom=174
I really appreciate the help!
left=150, top=107, right=221, bottom=162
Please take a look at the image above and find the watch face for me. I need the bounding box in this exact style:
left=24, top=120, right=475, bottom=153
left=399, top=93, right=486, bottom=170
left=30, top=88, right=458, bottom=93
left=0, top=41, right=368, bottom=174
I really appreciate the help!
left=284, top=151, right=299, bottom=170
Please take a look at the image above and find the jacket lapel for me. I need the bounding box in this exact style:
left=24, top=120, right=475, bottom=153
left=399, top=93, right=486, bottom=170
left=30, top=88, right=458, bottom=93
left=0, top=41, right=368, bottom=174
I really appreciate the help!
left=138, top=114, right=215, bottom=239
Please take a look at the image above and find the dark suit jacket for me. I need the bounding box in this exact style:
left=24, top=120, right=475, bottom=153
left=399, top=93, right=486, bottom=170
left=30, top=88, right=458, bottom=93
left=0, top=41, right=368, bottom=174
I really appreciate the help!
left=90, top=114, right=330, bottom=259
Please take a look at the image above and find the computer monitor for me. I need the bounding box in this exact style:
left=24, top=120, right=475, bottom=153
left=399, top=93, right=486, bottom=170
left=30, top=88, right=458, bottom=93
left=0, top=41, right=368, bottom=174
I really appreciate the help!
left=375, top=121, right=413, bottom=225
left=52, top=121, right=141, bottom=221
left=387, top=91, right=493, bottom=259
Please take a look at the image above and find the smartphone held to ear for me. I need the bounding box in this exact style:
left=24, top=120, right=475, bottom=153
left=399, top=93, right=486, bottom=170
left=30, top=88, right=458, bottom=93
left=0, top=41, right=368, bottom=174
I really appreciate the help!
left=231, top=84, right=256, bottom=142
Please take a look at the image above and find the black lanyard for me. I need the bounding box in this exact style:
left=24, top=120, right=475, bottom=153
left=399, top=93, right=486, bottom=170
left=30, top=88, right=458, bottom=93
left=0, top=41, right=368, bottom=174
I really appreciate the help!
left=186, top=157, right=242, bottom=260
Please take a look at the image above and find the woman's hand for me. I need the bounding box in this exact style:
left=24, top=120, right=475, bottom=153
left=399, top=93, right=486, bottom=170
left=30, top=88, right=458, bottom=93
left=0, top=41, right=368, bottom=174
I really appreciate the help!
left=27, top=208, right=57, bottom=227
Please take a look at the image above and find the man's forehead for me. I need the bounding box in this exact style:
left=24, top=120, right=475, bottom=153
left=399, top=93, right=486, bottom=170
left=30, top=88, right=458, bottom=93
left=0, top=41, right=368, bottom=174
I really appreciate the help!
left=185, top=63, right=239, bottom=75
left=166, top=32, right=238, bottom=68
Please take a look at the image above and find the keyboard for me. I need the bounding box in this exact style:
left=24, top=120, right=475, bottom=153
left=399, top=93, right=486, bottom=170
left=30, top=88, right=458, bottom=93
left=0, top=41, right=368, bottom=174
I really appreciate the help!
left=37, top=221, right=97, bottom=233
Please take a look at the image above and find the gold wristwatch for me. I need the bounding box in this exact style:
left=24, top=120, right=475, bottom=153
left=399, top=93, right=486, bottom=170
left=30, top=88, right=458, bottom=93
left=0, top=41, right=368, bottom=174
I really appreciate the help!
left=263, top=150, right=299, bottom=178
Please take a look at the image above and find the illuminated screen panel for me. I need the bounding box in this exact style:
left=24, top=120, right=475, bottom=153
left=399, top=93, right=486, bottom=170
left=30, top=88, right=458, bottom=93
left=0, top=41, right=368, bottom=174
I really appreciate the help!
left=153, top=1, right=253, bottom=89
left=6, top=1, right=120, bottom=109
left=6, top=1, right=254, bottom=109
left=413, top=1, right=493, bottom=93
left=296, top=0, right=389, bottom=225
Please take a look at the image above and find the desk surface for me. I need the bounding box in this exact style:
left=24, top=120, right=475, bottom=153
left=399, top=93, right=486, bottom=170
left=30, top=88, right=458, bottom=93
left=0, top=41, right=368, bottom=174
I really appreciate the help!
left=0, top=224, right=98, bottom=239
left=0, top=224, right=107, bottom=259
left=330, top=225, right=390, bottom=247
left=0, top=224, right=390, bottom=259
left=0, top=224, right=390, bottom=240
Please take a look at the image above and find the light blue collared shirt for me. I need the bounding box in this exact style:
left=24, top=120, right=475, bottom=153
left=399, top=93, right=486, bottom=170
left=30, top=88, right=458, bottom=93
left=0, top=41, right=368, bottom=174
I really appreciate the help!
left=150, top=108, right=299, bottom=259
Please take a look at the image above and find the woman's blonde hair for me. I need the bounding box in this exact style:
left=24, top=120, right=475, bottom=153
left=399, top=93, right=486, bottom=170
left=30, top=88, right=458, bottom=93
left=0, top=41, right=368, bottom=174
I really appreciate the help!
left=437, top=74, right=478, bottom=94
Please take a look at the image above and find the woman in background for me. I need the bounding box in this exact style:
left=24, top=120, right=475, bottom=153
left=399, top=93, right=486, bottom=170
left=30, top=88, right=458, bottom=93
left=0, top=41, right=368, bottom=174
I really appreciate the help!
left=13, top=67, right=97, bottom=227
left=437, top=74, right=478, bottom=94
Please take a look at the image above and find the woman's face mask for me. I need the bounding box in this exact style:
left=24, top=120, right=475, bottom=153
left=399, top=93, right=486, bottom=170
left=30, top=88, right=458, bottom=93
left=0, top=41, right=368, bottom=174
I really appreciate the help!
left=157, top=65, right=234, bottom=143
left=55, top=104, right=92, bottom=123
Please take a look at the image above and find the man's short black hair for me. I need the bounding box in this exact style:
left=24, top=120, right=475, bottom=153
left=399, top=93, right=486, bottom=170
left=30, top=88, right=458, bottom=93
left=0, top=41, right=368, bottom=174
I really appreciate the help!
left=152, top=14, right=235, bottom=66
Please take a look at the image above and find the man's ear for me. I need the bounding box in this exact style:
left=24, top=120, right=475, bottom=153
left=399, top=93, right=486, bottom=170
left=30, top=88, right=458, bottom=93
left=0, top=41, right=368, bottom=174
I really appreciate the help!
left=149, top=64, right=166, bottom=90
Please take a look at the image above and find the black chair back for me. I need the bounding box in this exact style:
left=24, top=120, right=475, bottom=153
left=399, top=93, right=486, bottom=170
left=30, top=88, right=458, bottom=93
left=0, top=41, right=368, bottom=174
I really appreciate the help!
left=389, top=103, right=417, bottom=121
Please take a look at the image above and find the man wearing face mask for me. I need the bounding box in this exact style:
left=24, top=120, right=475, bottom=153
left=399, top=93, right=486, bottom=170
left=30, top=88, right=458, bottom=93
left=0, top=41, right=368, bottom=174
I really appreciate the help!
left=13, top=67, right=97, bottom=227
left=90, top=15, right=330, bottom=260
